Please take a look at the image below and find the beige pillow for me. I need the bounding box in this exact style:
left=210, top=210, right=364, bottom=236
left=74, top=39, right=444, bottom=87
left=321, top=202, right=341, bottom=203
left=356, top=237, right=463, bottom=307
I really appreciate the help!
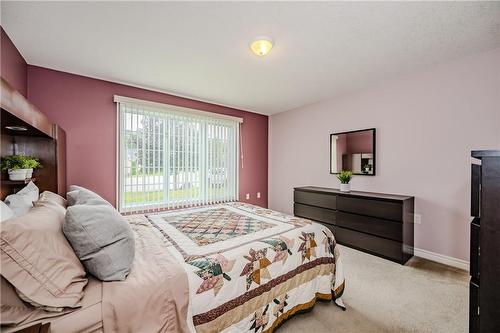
left=34, top=191, right=67, bottom=211
left=0, top=276, right=74, bottom=326
left=0, top=199, right=88, bottom=309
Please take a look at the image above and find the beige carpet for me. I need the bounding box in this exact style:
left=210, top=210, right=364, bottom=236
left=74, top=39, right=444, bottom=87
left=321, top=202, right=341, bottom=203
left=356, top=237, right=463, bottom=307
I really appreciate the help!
left=279, top=245, right=469, bottom=333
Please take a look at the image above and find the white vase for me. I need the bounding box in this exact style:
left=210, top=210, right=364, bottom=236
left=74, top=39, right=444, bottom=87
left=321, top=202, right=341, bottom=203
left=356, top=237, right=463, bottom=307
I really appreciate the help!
left=8, top=169, right=27, bottom=181
left=340, top=183, right=351, bottom=192
left=25, top=168, right=33, bottom=179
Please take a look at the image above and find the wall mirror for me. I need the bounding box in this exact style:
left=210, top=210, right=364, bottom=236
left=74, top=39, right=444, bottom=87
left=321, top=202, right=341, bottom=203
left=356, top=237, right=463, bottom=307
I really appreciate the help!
left=330, top=128, right=376, bottom=175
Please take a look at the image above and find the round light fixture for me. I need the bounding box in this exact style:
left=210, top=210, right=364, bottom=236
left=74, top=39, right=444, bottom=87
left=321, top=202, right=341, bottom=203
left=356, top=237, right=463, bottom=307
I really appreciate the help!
left=5, top=125, right=28, bottom=131
left=250, top=36, right=274, bottom=57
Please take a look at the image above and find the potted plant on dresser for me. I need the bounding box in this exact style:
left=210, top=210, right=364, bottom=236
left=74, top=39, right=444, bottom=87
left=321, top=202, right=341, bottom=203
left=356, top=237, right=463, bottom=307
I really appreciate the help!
left=337, top=170, right=353, bottom=192
left=1, top=155, right=42, bottom=180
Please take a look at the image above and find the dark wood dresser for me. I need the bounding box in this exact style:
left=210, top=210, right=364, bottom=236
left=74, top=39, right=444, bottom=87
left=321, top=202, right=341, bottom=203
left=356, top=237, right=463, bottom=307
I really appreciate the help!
left=469, top=150, right=500, bottom=333
left=294, top=186, right=414, bottom=264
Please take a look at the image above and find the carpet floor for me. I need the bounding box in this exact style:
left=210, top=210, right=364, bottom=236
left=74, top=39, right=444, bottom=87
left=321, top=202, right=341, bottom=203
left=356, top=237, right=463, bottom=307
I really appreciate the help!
left=279, top=245, right=469, bottom=333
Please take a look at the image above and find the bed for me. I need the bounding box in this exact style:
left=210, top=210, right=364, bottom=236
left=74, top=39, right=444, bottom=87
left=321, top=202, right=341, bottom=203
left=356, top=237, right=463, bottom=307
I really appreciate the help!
left=1, top=78, right=344, bottom=332
left=2, top=201, right=344, bottom=333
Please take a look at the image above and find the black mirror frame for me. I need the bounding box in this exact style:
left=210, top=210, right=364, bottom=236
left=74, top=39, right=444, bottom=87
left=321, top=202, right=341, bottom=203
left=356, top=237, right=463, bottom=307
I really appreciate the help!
left=329, top=128, right=376, bottom=176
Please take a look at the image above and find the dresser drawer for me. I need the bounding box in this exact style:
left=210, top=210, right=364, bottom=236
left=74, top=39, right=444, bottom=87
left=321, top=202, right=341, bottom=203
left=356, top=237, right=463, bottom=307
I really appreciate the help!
left=470, top=218, right=480, bottom=280
left=329, top=225, right=403, bottom=263
left=470, top=279, right=479, bottom=333
left=471, top=164, right=481, bottom=217
left=294, top=190, right=336, bottom=209
left=294, top=203, right=336, bottom=225
left=337, top=211, right=402, bottom=242
left=337, top=196, right=402, bottom=221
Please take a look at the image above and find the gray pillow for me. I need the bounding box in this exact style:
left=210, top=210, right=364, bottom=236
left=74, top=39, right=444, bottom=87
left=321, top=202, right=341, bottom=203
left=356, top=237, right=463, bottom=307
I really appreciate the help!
left=67, top=185, right=110, bottom=206
left=63, top=204, right=135, bottom=281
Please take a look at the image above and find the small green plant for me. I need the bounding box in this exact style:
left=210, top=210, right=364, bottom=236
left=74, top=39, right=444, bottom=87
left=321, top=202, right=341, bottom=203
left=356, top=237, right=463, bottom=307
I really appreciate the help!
left=337, top=170, right=353, bottom=184
left=1, top=155, right=25, bottom=171
left=1, top=155, right=42, bottom=172
left=23, top=157, right=42, bottom=169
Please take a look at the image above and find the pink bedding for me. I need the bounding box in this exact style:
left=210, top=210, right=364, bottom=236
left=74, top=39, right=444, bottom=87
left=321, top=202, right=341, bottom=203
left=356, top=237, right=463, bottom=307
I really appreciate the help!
left=102, top=216, right=190, bottom=333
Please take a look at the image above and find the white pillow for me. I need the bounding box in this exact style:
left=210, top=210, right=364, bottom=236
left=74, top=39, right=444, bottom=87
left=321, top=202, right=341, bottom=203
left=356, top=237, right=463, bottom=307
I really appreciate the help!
left=5, top=181, right=39, bottom=217
left=16, top=181, right=39, bottom=203
left=0, top=201, right=15, bottom=222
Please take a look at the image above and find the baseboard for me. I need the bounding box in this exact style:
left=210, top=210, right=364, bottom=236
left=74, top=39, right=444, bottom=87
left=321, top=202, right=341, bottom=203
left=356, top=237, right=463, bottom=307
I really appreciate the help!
left=414, top=247, right=469, bottom=271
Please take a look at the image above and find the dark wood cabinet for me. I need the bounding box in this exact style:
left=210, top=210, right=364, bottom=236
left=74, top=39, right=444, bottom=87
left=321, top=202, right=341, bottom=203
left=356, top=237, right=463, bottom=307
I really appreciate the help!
left=470, top=279, right=480, bottom=333
left=469, top=150, right=500, bottom=333
left=294, top=186, right=414, bottom=264
left=1, top=78, right=67, bottom=200
left=470, top=218, right=480, bottom=281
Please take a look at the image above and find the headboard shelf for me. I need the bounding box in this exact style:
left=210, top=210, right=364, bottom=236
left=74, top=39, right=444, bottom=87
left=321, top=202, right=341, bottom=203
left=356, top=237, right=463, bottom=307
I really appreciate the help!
left=1, top=109, right=51, bottom=138
left=1, top=77, right=66, bottom=200
left=2, top=178, right=36, bottom=185
left=1, top=78, right=53, bottom=138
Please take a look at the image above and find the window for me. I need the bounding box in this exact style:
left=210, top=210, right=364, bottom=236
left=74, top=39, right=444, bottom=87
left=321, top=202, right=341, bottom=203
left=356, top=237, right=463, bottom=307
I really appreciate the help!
left=116, top=96, right=240, bottom=212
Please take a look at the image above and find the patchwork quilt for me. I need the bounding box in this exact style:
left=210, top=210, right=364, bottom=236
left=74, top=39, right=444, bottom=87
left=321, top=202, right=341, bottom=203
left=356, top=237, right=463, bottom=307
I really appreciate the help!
left=105, top=202, right=345, bottom=333
left=152, top=202, right=345, bottom=333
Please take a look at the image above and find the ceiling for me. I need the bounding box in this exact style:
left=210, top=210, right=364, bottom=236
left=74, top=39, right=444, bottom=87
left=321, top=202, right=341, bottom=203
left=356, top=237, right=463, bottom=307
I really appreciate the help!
left=2, top=2, right=500, bottom=115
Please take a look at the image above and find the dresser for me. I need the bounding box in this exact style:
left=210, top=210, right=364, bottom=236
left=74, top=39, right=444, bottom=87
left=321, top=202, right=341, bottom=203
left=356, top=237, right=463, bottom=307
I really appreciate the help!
left=469, top=150, right=500, bottom=333
left=294, top=186, right=414, bottom=264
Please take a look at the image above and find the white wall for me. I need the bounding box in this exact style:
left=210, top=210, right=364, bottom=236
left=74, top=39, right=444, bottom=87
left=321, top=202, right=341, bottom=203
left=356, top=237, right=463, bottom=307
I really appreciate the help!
left=269, top=48, right=500, bottom=261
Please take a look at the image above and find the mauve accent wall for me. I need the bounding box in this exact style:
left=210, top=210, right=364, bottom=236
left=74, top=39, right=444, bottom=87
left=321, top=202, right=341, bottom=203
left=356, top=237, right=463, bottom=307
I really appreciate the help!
left=269, top=48, right=500, bottom=262
left=27, top=66, right=268, bottom=207
left=1, top=27, right=27, bottom=97
left=346, top=131, right=373, bottom=153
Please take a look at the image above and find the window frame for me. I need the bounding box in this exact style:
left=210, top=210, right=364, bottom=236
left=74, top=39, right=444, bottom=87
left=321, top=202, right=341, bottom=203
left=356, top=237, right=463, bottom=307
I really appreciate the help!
left=115, top=95, right=241, bottom=212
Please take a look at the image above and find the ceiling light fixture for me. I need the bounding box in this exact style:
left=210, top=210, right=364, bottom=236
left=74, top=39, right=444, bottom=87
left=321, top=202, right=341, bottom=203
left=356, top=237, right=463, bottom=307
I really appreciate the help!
left=5, top=125, right=28, bottom=131
left=250, top=36, right=274, bottom=57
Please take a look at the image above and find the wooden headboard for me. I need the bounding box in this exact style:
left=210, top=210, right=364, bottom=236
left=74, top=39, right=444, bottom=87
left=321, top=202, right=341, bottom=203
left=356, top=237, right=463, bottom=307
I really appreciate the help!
left=1, top=78, right=66, bottom=200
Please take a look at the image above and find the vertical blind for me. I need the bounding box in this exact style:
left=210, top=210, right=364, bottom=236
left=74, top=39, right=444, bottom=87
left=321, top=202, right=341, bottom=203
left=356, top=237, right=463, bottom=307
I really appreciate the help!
left=116, top=97, right=240, bottom=212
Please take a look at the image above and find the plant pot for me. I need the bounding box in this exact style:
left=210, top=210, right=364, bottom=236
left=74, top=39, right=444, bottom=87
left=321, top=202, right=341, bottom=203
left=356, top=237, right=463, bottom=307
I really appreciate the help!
left=340, top=183, right=351, bottom=192
left=8, top=169, right=27, bottom=181
left=25, top=168, right=34, bottom=179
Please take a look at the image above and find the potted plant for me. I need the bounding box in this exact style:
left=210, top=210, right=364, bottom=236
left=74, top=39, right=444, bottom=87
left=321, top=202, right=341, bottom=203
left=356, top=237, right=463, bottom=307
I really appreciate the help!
left=1, top=155, right=42, bottom=180
left=337, top=170, right=353, bottom=192
left=22, top=156, right=42, bottom=178
left=1, top=155, right=27, bottom=180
